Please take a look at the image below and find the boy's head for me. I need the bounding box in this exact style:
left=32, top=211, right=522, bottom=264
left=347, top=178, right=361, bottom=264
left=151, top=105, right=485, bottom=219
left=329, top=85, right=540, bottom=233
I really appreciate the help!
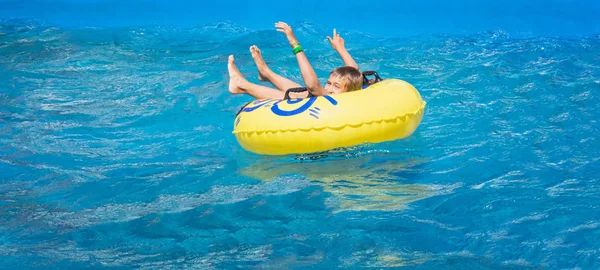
left=324, top=66, right=362, bottom=94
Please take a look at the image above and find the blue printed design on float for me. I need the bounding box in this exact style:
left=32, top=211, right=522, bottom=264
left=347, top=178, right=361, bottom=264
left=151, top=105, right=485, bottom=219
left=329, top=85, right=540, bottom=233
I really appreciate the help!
left=242, top=99, right=275, bottom=113
left=239, top=97, right=338, bottom=118
left=323, top=96, right=338, bottom=105
left=271, top=96, right=338, bottom=117
left=271, top=98, right=317, bottom=116
left=286, top=99, right=304, bottom=105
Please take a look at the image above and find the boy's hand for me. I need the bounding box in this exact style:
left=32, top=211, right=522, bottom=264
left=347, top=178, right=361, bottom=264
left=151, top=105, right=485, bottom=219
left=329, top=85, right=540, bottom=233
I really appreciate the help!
left=327, top=29, right=345, bottom=52
left=275, top=22, right=299, bottom=46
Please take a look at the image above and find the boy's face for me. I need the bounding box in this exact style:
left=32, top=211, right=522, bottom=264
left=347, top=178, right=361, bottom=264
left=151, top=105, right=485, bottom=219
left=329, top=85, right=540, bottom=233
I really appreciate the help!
left=324, top=74, right=345, bottom=95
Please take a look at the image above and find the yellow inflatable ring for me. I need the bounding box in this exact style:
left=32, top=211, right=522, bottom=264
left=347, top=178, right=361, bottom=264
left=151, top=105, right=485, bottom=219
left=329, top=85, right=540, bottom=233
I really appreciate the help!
left=232, top=79, right=426, bottom=155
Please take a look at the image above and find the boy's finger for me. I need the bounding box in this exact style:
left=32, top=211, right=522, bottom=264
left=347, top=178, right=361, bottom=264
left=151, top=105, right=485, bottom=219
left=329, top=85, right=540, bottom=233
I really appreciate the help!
left=326, top=36, right=332, bottom=42
left=333, top=28, right=336, bottom=37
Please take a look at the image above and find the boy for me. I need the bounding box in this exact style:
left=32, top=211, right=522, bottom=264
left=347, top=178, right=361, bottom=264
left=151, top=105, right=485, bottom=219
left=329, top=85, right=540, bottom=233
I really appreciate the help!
left=228, top=22, right=362, bottom=100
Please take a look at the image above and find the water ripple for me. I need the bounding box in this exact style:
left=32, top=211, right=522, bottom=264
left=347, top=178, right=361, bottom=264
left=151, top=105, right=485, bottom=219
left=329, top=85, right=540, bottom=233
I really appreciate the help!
left=1, top=20, right=599, bottom=268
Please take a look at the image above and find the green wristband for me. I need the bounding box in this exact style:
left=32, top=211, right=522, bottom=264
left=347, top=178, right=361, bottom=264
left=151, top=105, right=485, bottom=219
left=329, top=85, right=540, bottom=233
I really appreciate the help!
left=292, top=45, right=304, bottom=54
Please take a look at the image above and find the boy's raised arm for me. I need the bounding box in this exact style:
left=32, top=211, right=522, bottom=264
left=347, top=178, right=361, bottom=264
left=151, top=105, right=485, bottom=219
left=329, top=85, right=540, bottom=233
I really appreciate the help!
left=327, top=29, right=359, bottom=71
left=275, top=22, right=328, bottom=96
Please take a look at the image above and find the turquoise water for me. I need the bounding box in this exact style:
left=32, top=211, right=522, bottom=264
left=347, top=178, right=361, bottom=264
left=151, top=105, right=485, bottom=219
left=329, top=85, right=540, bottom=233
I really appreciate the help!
left=2, top=0, right=600, bottom=37
left=1, top=17, right=600, bottom=269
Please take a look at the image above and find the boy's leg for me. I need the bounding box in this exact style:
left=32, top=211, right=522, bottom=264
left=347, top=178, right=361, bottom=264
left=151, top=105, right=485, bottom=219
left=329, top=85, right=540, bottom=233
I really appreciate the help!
left=228, top=55, right=285, bottom=100
left=251, top=45, right=303, bottom=91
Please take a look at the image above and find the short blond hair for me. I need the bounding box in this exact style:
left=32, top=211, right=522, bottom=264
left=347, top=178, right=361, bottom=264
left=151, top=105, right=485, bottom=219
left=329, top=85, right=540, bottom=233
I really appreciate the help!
left=330, top=66, right=362, bottom=92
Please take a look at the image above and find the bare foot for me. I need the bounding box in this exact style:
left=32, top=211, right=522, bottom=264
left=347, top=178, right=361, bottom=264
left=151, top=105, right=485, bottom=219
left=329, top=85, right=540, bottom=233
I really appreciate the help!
left=227, top=55, right=246, bottom=94
left=250, top=45, right=271, bottom=82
